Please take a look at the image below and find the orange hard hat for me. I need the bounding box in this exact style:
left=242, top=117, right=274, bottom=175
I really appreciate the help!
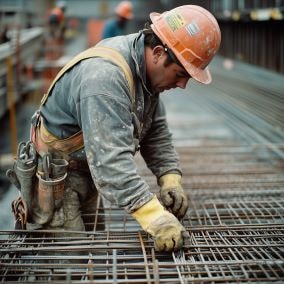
left=115, top=1, right=133, bottom=20
left=150, top=5, right=221, bottom=84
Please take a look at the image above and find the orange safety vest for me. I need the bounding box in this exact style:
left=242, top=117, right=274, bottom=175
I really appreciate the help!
left=36, top=46, right=135, bottom=156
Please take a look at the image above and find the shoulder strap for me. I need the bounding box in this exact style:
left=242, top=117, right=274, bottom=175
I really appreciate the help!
left=40, top=46, right=135, bottom=106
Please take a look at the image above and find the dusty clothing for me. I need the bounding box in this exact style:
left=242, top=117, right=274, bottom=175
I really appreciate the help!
left=39, top=31, right=182, bottom=214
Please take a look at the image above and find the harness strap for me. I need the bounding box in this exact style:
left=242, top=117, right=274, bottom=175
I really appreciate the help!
left=41, top=46, right=135, bottom=106
left=38, top=46, right=135, bottom=155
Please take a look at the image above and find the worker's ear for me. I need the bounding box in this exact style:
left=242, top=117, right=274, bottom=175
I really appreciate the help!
left=152, top=45, right=166, bottom=64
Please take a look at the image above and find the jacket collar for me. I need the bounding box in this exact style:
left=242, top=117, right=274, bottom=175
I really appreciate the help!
left=130, top=31, right=153, bottom=96
left=99, top=31, right=154, bottom=96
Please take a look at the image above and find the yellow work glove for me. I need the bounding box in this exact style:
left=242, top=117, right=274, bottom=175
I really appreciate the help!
left=158, top=173, right=188, bottom=219
left=132, top=196, right=187, bottom=252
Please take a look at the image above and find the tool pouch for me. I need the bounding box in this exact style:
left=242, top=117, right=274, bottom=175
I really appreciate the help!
left=7, top=139, right=69, bottom=228
left=32, top=173, right=55, bottom=225
left=6, top=141, right=38, bottom=228
left=32, top=154, right=68, bottom=225
left=14, top=160, right=37, bottom=218
left=50, top=158, right=69, bottom=209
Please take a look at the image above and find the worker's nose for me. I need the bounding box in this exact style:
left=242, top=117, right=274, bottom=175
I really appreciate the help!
left=176, top=77, right=189, bottom=89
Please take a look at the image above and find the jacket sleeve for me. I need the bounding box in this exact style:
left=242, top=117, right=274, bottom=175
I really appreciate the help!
left=76, top=59, right=153, bottom=213
left=139, top=99, right=182, bottom=179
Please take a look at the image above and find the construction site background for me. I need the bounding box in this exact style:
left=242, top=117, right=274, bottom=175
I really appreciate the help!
left=0, top=1, right=284, bottom=282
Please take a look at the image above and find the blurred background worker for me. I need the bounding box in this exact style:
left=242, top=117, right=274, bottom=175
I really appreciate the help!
left=47, top=0, right=67, bottom=41
left=102, top=0, right=133, bottom=39
left=46, top=1, right=68, bottom=61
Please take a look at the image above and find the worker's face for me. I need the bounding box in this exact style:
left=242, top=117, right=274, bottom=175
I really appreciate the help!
left=147, top=46, right=190, bottom=94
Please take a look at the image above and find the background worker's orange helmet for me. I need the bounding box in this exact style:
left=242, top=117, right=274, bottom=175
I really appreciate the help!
left=150, top=5, right=221, bottom=84
left=50, top=7, right=65, bottom=23
left=115, top=1, right=133, bottom=20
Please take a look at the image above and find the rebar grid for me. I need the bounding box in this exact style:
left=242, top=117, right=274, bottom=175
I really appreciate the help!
left=1, top=225, right=284, bottom=283
left=185, top=200, right=284, bottom=226
left=1, top=142, right=283, bottom=283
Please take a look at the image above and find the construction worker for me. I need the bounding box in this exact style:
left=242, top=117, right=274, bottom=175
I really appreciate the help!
left=8, top=5, right=221, bottom=252
left=102, top=1, right=133, bottom=39
left=47, top=1, right=67, bottom=41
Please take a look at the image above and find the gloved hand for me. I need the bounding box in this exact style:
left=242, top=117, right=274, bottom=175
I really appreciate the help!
left=132, top=196, right=187, bottom=251
left=158, top=173, right=188, bottom=219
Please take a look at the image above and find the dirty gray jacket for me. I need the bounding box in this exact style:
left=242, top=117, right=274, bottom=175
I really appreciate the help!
left=40, top=31, right=182, bottom=213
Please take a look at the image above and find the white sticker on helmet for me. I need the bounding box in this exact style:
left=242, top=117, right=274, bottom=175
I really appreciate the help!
left=186, top=22, right=200, bottom=36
